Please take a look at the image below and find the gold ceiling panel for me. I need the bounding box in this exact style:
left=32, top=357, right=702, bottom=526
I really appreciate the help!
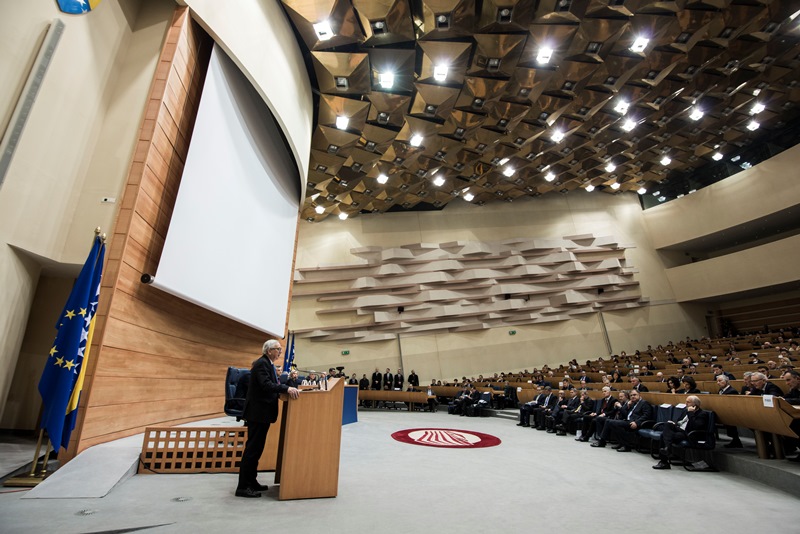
left=417, top=0, right=477, bottom=40
left=368, top=48, right=416, bottom=93
left=477, top=0, right=537, bottom=32
left=418, top=41, right=473, bottom=85
left=409, top=83, right=461, bottom=119
left=469, top=34, right=528, bottom=78
left=311, top=51, right=371, bottom=94
left=366, top=92, right=411, bottom=127
left=352, top=0, right=416, bottom=45
left=278, top=0, right=800, bottom=218
left=317, top=95, right=371, bottom=132
left=282, top=0, right=364, bottom=51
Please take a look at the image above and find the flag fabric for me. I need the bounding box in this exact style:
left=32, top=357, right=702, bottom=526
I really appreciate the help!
left=38, top=235, right=105, bottom=451
left=57, top=0, right=103, bottom=15
left=283, top=332, right=295, bottom=373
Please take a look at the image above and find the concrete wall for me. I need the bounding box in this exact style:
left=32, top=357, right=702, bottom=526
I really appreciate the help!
left=289, top=192, right=707, bottom=384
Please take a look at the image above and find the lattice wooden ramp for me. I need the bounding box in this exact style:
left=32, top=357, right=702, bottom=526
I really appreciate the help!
left=138, top=427, right=245, bottom=474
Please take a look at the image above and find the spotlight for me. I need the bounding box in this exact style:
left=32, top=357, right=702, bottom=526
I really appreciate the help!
left=335, top=116, right=349, bottom=130
left=536, top=46, right=554, bottom=64
left=689, top=107, right=704, bottom=121
left=660, top=156, right=671, bottom=166
left=379, top=72, right=394, bottom=89
left=140, top=274, right=155, bottom=284
left=605, top=163, right=616, bottom=173
left=712, top=152, right=723, bottom=161
left=463, top=192, right=475, bottom=201
left=410, top=134, right=424, bottom=147
left=637, top=187, right=647, bottom=195
left=551, top=130, right=565, bottom=143
left=315, top=205, right=325, bottom=214
left=630, top=37, right=649, bottom=53
left=433, top=176, right=445, bottom=186
left=338, top=212, right=348, bottom=220
left=746, top=120, right=760, bottom=131
left=614, top=100, right=629, bottom=115
left=377, top=174, right=388, bottom=184
left=433, top=65, right=448, bottom=82
left=585, top=184, right=595, bottom=192
left=313, top=20, right=334, bottom=41
left=610, top=182, right=621, bottom=190
left=544, top=172, right=556, bottom=182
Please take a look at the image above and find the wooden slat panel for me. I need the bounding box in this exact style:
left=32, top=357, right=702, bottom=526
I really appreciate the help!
left=87, top=376, right=222, bottom=406
left=93, top=346, right=249, bottom=380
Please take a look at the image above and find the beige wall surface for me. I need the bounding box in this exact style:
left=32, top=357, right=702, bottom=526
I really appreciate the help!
left=0, top=0, right=172, bottom=427
left=290, top=193, right=706, bottom=383
left=643, top=143, right=800, bottom=250
left=666, top=234, right=800, bottom=302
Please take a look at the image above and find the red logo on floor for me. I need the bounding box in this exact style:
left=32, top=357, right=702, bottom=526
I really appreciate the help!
left=391, top=428, right=501, bottom=449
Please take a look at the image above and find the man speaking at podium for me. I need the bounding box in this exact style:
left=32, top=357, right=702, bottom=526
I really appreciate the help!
left=236, top=339, right=300, bottom=498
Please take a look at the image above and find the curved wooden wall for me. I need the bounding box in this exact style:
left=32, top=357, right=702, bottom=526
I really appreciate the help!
left=65, top=8, right=270, bottom=458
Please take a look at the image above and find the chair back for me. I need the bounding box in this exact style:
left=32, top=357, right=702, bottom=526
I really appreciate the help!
left=224, top=366, right=250, bottom=418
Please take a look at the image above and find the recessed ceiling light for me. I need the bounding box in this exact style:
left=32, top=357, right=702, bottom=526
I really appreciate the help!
left=746, top=120, right=760, bottom=131
left=551, top=130, right=565, bottom=142
left=498, top=157, right=510, bottom=166
left=313, top=20, right=334, bottom=41
left=463, top=192, right=475, bottom=201
left=614, top=100, right=629, bottom=115
left=335, top=116, right=349, bottom=130
left=433, top=176, right=445, bottom=186
left=631, top=37, right=649, bottom=53
left=410, top=134, right=424, bottom=147
left=315, top=205, right=325, bottom=214
left=537, top=46, right=554, bottom=64
left=605, top=163, right=616, bottom=172
left=660, top=156, right=671, bottom=166
left=502, top=166, right=515, bottom=177
left=610, top=182, right=621, bottom=190
left=621, top=119, right=636, bottom=132
left=377, top=173, right=388, bottom=184
left=433, top=65, right=448, bottom=82
left=585, top=184, right=595, bottom=192
left=379, top=72, right=394, bottom=89
left=689, top=107, right=704, bottom=121
left=712, top=152, right=723, bottom=161
left=338, top=212, right=349, bottom=220
left=637, top=187, right=647, bottom=195
left=750, top=102, right=765, bottom=115
left=544, top=172, right=556, bottom=182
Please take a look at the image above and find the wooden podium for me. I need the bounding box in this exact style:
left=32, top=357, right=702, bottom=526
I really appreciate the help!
left=274, top=377, right=344, bottom=500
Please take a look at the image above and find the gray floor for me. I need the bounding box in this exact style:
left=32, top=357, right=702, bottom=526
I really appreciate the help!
left=1, top=410, right=799, bottom=533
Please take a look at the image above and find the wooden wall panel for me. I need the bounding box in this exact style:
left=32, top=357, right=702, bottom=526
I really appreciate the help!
left=65, top=8, right=275, bottom=460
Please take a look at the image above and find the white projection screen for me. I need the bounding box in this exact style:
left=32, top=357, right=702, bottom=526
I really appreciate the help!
left=153, top=44, right=301, bottom=337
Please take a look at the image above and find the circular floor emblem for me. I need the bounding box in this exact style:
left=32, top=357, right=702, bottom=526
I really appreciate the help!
left=391, top=428, right=501, bottom=449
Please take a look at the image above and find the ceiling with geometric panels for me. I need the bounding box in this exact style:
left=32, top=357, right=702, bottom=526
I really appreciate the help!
left=279, top=0, right=800, bottom=223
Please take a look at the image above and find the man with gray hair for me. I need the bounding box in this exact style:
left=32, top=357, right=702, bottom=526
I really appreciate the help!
left=653, top=395, right=709, bottom=470
left=750, top=371, right=784, bottom=396
left=236, top=340, right=300, bottom=498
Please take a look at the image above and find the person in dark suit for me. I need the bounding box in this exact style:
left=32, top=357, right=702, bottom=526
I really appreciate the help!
left=750, top=371, right=784, bottom=396
left=531, top=386, right=559, bottom=429
left=550, top=389, right=579, bottom=434
left=577, top=386, right=617, bottom=441
left=653, top=395, right=710, bottom=469
left=407, top=370, right=420, bottom=388
left=630, top=376, right=649, bottom=392
left=562, top=389, right=595, bottom=435
left=716, top=374, right=742, bottom=448
left=517, top=386, right=545, bottom=427
left=383, top=368, right=394, bottom=390
left=393, top=369, right=404, bottom=390
left=593, top=389, right=652, bottom=451
left=371, top=368, right=383, bottom=391
left=236, top=340, right=300, bottom=498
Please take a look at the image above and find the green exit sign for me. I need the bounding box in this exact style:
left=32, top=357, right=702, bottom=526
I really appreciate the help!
left=508, top=330, right=516, bottom=336
left=341, top=350, right=350, bottom=355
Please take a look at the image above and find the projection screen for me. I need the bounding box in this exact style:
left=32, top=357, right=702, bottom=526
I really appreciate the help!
left=152, top=44, right=301, bottom=337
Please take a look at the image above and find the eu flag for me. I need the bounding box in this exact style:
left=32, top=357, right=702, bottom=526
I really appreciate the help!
left=57, top=0, right=103, bottom=15
left=38, top=234, right=105, bottom=451
left=283, top=332, right=295, bottom=373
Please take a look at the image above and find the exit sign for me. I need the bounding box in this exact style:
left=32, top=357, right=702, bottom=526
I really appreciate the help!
left=508, top=330, right=517, bottom=335
left=341, top=350, right=350, bottom=355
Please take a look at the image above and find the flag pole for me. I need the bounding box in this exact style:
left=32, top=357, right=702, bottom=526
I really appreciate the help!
left=2, top=430, right=49, bottom=487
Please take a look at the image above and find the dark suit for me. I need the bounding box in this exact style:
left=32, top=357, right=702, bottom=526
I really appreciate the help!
left=659, top=408, right=710, bottom=460
left=581, top=395, right=617, bottom=439
left=634, top=383, right=649, bottom=392
left=238, top=355, right=289, bottom=492
left=602, top=399, right=652, bottom=447
left=754, top=382, right=784, bottom=396
left=532, top=393, right=558, bottom=429
left=393, top=373, right=404, bottom=390
left=371, top=371, right=383, bottom=390
left=383, top=372, right=394, bottom=390
left=408, top=373, right=419, bottom=387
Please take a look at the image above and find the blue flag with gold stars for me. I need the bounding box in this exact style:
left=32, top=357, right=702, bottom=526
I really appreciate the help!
left=283, top=332, right=295, bottom=373
left=57, top=0, right=103, bottom=15
left=38, top=234, right=105, bottom=451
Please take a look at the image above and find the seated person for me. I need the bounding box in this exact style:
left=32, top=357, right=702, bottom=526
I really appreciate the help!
left=577, top=387, right=618, bottom=441
left=517, top=386, right=546, bottom=427
left=653, top=395, right=709, bottom=469
left=677, top=376, right=700, bottom=394
left=592, top=389, right=652, bottom=451
left=749, top=371, right=784, bottom=396
left=562, top=389, right=595, bottom=435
